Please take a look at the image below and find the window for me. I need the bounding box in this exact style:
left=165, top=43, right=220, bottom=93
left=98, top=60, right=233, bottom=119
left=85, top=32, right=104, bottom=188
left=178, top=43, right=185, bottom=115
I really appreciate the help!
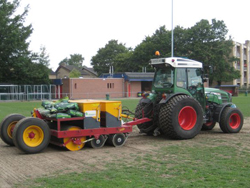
left=107, top=83, right=114, bottom=89
left=153, top=67, right=174, bottom=88
left=176, top=68, right=187, bottom=89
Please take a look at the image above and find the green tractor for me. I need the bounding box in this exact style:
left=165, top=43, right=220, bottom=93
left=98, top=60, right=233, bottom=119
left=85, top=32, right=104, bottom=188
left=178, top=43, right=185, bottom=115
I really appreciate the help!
left=135, top=57, right=243, bottom=139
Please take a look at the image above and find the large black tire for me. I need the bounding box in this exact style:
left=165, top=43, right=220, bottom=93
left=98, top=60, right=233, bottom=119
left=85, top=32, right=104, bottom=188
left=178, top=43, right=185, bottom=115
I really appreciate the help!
left=219, top=107, right=243, bottom=133
left=202, top=122, right=216, bottom=130
left=0, top=114, right=25, bottom=146
left=12, top=117, right=51, bottom=154
left=135, top=102, right=155, bottom=134
left=159, top=95, right=203, bottom=139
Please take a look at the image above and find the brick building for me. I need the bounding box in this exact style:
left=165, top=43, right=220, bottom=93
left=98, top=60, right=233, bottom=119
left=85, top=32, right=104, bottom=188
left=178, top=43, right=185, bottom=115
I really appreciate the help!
left=58, top=72, right=154, bottom=99
left=232, top=40, right=250, bottom=87
left=62, top=78, right=124, bottom=99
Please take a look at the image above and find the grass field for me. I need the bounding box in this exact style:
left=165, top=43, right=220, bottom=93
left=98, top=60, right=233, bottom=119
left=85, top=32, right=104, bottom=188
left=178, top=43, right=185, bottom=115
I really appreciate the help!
left=0, top=95, right=249, bottom=120
left=0, top=96, right=250, bottom=187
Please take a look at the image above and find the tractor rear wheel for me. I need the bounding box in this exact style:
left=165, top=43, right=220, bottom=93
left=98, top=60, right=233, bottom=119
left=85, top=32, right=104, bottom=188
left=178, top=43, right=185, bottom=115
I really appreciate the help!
left=12, top=117, right=50, bottom=154
left=0, top=114, right=25, bottom=146
left=202, top=122, right=216, bottom=130
left=219, top=107, right=243, bottom=133
left=159, top=95, right=203, bottom=139
left=135, top=102, right=155, bottom=135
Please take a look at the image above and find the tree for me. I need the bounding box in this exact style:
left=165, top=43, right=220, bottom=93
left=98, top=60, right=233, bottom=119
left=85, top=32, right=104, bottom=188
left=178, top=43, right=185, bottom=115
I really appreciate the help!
left=69, top=68, right=81, bottom=78
left=59, top=54, right=84, bottom=68
left=186, top=19, right=240, bottom=85
left=131, top=19, right=240, bottom=85
left=0, top=0, right=33, bottom=84
left=113, top=51, right=134, bottom=72
left=91, top=40, right=130, bottom=75
left=132, top=26, right=172, bottom=72
left=28, top=46, right=50, bottom=84
left=0, top=0, right=51, bottom=84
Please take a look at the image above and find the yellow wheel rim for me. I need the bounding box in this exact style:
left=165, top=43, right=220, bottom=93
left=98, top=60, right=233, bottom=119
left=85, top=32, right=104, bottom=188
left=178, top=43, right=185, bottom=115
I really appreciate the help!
left=7, top=121, right=17, bottom=139
left=63, top=126, right=86, bottom=151
left=23, top=125, right=44, bottom=147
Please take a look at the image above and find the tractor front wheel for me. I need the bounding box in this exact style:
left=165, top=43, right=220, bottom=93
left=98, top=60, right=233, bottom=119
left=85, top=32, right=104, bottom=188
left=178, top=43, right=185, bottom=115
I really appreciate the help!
left=159, top=95, right=203, bottom=139
left=12, top=117, right=50, bottom=154
left=0, top=114, right=25, bottom=146
left=219, top=107, right=243, bottom=133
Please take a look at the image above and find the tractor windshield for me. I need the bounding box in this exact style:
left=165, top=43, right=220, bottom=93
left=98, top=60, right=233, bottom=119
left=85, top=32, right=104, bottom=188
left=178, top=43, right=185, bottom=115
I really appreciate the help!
left=153, top=67, right=174, bottom=88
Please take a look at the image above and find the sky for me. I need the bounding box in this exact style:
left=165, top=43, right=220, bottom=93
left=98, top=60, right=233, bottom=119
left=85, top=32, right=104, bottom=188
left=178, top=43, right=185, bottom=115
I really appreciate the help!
left=19, top=0, right=250, bottom=71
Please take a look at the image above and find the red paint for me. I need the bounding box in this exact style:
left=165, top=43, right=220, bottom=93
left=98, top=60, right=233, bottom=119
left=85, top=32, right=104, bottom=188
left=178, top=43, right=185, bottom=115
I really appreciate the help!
left=178, top=106, right=197, bottom=130
left=229, top=113, right=241, bottom=129
left=34, top=110, right=43, bottom=119
left=128, top=83, right=131, bottom=97
left=29, top=132, right=35, bottom=139
left=60, top=85, right=63, bottom=98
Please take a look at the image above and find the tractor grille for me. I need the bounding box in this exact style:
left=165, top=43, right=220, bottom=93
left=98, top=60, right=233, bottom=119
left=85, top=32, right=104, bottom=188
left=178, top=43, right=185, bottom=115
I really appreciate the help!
left=221, top=93, right=229, bottom=103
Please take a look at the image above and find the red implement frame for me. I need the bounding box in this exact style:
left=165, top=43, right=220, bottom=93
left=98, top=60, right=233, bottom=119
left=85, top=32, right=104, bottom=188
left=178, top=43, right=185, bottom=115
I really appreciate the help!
left=34, top=109, right=152, bottom=140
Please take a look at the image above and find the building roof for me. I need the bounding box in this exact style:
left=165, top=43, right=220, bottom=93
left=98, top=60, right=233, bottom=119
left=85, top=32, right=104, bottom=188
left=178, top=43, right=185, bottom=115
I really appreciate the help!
left=100, top=72, right=154, bottom=81
left=50, top=69, right=56, bottom=75
left=82, top=66, right=98, bottom=76
left=55, top=65, right=98, bottom=77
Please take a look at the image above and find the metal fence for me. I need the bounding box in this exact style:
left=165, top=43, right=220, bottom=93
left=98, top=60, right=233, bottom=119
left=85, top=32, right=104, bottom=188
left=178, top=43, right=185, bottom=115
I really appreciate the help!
left=0, top=91, right=141, bottom=101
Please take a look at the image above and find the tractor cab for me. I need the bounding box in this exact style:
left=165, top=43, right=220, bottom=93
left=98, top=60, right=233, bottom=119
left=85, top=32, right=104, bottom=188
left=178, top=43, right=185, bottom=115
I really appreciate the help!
left=150, top=57, right=206, bottom=108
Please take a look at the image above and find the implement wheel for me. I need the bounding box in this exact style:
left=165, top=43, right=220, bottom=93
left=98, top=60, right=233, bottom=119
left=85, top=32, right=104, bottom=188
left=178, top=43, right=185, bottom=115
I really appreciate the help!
left=159, top=95, right=203, bottom=139
left=0, top=114, right=25, bottom=146
left=135, top=102, right=155, bottom=135
left=202, top=122, right=216, bottom=130
left=63, top=126, right=86, bottom=151
left=12, top=117, right=50, bottom=154
left=219, top=107, right=243, bottom=133
left=108, top=133, right=127, bottom=147
left=89, top=135, right=106, bottom=149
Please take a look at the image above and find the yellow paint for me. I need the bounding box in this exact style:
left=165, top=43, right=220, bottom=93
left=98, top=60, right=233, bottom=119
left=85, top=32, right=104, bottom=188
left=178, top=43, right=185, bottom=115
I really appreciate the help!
left=100, top=101, right=122, bottom=118
left=7, top=121, right=17, bottom=139
left=73, top=101, right=100, bottom=122
left=63, top=126, right=86, bottom=151
left=23, top=125, right=44, bottom=147
left=69, top=99, right=122, bottom=121
left=119, top=128, right=125, bottom=132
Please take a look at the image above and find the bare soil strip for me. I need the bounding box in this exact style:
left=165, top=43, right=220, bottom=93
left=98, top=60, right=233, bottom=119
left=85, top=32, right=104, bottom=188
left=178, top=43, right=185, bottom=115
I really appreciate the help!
left=1, top=120, right=250, bottom=188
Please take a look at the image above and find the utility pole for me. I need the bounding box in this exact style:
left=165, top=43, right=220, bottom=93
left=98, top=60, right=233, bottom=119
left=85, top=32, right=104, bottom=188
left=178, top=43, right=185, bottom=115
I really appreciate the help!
left=171, top=0, right=174, bottom=57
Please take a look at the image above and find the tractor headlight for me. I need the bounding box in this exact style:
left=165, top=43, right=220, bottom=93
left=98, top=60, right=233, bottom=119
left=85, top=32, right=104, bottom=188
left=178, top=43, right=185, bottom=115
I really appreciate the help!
left=211, top=92, right=222, bottom=100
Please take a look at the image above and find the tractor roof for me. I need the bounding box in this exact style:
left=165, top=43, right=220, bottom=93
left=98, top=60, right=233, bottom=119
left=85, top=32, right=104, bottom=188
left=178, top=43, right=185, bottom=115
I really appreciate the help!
left=150, top=57, right=203, bottom=68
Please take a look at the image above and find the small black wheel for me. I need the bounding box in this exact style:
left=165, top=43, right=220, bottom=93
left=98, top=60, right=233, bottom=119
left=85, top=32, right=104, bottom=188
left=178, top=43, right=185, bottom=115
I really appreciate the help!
left=12, top=117, right=51, bottom=154
left=219, top=107, right=244, bottom=133
left=202, top=122, right=216, bottom=130
left=108, top=133, right=127, bottom=147
left=0, top=114, right=25, bottom=146
left=89, top=135, right=106, bottom=149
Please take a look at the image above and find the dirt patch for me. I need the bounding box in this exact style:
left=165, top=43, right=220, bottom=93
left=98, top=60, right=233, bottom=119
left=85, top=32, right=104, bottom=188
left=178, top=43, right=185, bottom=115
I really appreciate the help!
left=1, top=119, right=250, bottom=188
